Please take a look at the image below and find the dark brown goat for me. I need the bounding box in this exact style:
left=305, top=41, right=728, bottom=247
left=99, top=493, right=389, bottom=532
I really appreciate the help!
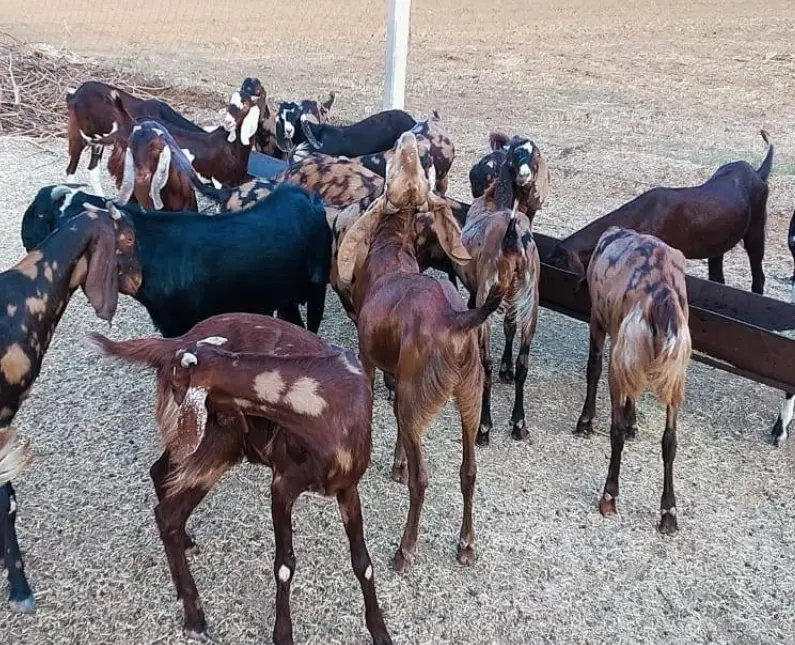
left=455, top=135, right=548, bottom=444
left=0, top=203, right=141, bottom=612
left=337, top=131, right=505, bottom=571
left=90, top=315, right=392, bottom=645
left=547, top=130, right=774, bottom=294
left=226, top=77, right=284, bottom=159
left=576, top=226, right=692, bottom=535
left=65, top=81, right=207, bottom=195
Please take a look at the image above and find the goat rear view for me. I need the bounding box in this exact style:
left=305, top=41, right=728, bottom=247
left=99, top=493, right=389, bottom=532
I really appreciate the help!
left=575, top=226, right=692, bottom=535
left=90, top=315, right=392, bottom=645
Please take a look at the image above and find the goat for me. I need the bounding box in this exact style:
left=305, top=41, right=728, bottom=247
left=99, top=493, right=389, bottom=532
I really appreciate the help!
left=1, top=203, right=142, bottom=613
left=20, top=182, right=331, bottom=337
left=90, top=316, right=393, bottom=645
left=225, top=77, right=284, bottom=159
left=352, top=112, right=456, bottom=196
left=274, top=92, right=336, bottom=153
left=454, top=135, right=548, bottom=444
left=296, top=108, right=417, bottom=160
left=65, top=81, right=206, bottom=195
left=575, top=226, right=692, bottom=535
left=337, top=130, right=504, bottom=571
left=770, top=216, right=795, bottom=448
left=110, top=79, right=264, bottom=208
left=547, top=130, right=774, bottom=295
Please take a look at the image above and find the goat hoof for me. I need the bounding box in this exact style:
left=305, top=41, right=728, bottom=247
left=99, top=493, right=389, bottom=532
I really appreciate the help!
left=392, top=548, right=412, bottom=573
left=511, top=420, right=529, bottom=441
left=475, top=430, right=490, bottom=447
left=390, top=464, right=408, bottom=485
left=184, top=628, right=215, bottom=643
left=8, top=594, right=36, bottom=614
left=574, top=419, right=593, bottom=436
left=598, top=494, right=617, bottom=517
left=658, top=508, right=678, bottom=536
left=773, top=434, right=787, bottom=448
left=498, top=368, right=515, bottom=384
left=456, top=544, right=476, bottom=566
left=624, top=426, right=638, bottom=440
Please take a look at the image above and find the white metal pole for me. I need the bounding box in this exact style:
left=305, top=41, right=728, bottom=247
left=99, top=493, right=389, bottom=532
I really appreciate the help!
left=383, top=0, right=411, bottom=111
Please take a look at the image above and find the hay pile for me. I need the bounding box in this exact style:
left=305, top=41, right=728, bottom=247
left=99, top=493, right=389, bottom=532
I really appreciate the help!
left=0, top=33, right=222, bottom=139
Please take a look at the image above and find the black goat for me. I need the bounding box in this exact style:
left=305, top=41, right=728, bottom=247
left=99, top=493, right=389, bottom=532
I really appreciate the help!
left=20, top=183, right=332, bottom=337
left=274, top=92, right=336, bottom=153
left=297, top=108, right=416, bottom=159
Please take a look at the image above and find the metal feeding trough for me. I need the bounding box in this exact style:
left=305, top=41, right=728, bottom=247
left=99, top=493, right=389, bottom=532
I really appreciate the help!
left=247, top=150, right=289, bottom=179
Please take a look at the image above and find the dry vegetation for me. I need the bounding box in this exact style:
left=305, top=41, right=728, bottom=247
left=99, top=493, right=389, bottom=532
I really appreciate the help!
left=1, top=1, right=795, bottom=644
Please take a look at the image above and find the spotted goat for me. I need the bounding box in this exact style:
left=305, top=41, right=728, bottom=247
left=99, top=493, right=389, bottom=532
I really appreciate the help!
left=0, top=203, right=142, bottom=614
left=337, top=131, right=505, bottom=571
left=65, top=81, right=208, bottom=195
left=90, top=314, right=393, bottom=645
left=455, top=135, right=550, bottom=444
left=274, top=91, right=336, bottom=154
left=574, top=226, right=692, bottom=535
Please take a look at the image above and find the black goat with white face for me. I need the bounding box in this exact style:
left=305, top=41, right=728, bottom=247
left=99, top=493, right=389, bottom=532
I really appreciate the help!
left=275, top=92, right=335, bottom=153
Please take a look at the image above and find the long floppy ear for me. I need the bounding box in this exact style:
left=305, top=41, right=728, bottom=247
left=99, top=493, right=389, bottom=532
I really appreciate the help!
left=149, top=144, right=171, bottom=210
left=489, top=132, right=510, bottom=152
left=429, top=194, right=471, bottom=265
left=117, top=147, right=135, bottom=204
left=240, top=105, right=261, bottom=147
left=82, top=217, right=119, bottom=322
left=532, top=151, right=550, bottom=208
left=301, top=119, right=323, bottom=149
left=336, top=198, right=384, bottom=285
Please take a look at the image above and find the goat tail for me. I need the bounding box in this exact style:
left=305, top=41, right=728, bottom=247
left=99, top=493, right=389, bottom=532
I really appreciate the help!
left=0, top=427, right=31, bottom=486
left=612, top=292, right=691, bottom=406
left=87, top=332, right=178, bottom=371
left=450, top=282, right=504, bottom=332
left=757, top=129, right=774, bottom=182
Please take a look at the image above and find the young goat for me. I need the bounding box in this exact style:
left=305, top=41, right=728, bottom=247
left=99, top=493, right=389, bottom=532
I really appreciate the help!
left=20, top=182, right=331, bottom=337
left=337, top=131, right=504, bottom=571
left=224, top=77, right=283, bottom=159
left=65, top=81, right=206, bottom=194
left=547, top=130, right=774, bottom=294
left=1, top=203, right=142, bottom=613
left=90, top=315, right=392, bottom=645
left=575, top=226, right=692, bottom=535
left=297, top=108, right=417, bottom=160
left=274, top=92, right=336, bottom=153
left=455, top=135, right=549, bottom=444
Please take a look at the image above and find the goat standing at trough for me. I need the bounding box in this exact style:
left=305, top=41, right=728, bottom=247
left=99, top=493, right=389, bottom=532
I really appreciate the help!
left=337, top=131, right=505, bottom=571
left=20, top=182, right=331, bottom=336
left=1, top=203, right=142, bottom=613
left=65, top=81, right=207, bottom=195
left=547, top=130, right=774, bottom=295
left=90, top=315, right=393, bottom=645
left=575, top=226, right=692, bottom=534
left=224, top=77, right=285, bottom=159
left=454, top=135, right=550, bottom=444
left=274, top=92, right=336, bottom=153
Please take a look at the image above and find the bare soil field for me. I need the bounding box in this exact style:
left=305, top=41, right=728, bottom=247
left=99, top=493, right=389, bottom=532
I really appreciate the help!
left=2, top=1, right=795, bottom=644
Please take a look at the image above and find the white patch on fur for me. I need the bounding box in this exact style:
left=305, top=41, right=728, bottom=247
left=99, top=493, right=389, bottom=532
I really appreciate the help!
left=777, top=394, right=794, bottom=443
left=339, top=352, right=363, bottom=375
left=8, top=496, right=17, bottom=515
left=211, top=177, right=223, bottom=190
left=254, top=370, right=286, bottom=404
left=181, top=352, right=198, bottom=368
left=284, top=121, right=295, bottom=138
left=240, top=105, right=261, bottom=147
left=196, top=336, right=228, bottom=346
left=180, top=148, right=196, bottom=164
left=88, top=166, right=103, bottom=196
left=132, top=125, right=141, bottom=133
left=364, top=565, right=373, bottom=580
left=284, top=377, right=327, bottom=416
left=79, top=129, right=92, bottom=143
left=181, top=387, right=208, bottom=450
left=153, top=127, right=164, bottom=136
left=278, top=565, right=291, bottom=583
left=202, top=125, right=219, bottom=133
left=58, top=188, right=79, bottom=215
left=229, top=92, right=243, bottom=109
left=518, top=164, right=532, bottom=178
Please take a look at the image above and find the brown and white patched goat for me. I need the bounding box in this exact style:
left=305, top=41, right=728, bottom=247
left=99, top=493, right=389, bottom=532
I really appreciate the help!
left=575, top=226, right=692, bottom=535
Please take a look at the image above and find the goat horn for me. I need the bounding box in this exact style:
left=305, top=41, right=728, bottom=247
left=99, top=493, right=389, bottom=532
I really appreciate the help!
left=117, top=147, right=135, bottom=205
left=150, top=144, right=171, bottom=211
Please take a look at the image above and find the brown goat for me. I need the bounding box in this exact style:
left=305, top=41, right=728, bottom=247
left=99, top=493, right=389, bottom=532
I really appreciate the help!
left=575, top=226, right=692, bottom=535
left=1, top=203, right=141, bottom=612
left=547, top=130, right=774, bottom=294
left=337, top=131, right=504, bottom=571
left=90, top=315, right=392, bottom=645
left=455, top=135, right=547, bottom=444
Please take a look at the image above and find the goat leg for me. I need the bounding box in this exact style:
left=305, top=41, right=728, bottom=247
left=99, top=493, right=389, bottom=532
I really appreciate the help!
left=575, top=322, right=605, bottom=436
left=150, top=451, right=197, bottom=553
left=659, top=405, right=679, bottom=535
left=476, top=324, right=494, bottom=446
left=510, top=335, right=531, bottom=440
left=623, top=399, right=638, bottom=440
left=772, top=393, right=795, bottom=447
left=499, top=315, right=516, bottom=383
left=271, top=475, right=298, bottom=645
left=390, top=395, right=407, bottom=484
left=276, top=303, right=305, bottom=330
left=599, top=372, right=628, bottom=517
left=1, top=482, right=35, bottom=613
left=337, top=486, right=393, bottom=645
left=743, top=222, right=766, bottom=295
left=383, top=371, right=396, bottom=403
left=707, top=255, right=725, bottom=285
left=305, top=283, right=327, bottom=334
left=455, top=374, right=482, bottom=567
left=393, top=411, right=428, bottom=573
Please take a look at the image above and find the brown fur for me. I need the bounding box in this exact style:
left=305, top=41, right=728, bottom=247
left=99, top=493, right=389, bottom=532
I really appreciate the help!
left=338, top=131, right=504, bottom=572
left=576, top=226, right=692, bottom=535
left=89, top=314, right=392, bottom=645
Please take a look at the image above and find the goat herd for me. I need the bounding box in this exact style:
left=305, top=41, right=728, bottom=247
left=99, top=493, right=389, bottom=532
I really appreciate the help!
left=0, top=74, right=787, bottom=644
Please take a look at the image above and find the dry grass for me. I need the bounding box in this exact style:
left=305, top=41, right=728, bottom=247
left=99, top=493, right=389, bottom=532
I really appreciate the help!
left=2, top=1, right=795, bottom=644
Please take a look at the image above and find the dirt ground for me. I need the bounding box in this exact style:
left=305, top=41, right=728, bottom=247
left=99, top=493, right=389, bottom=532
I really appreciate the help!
left=2, top=1, right=795, bottom=644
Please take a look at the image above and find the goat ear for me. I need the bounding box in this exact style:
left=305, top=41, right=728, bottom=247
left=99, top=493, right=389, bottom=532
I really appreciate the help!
left=429, top=194, right=471, bottom=265
left=117, top=147, right=135, bottom=205
left=489, top=132, right=510, bottom=152
left=322, top=91, right=335, bottom=112
left=240, top=105, right=261, bottom=146
left=532, top=152, right=550, bottom=209
left=301, top=119, right=322, bottom=149
left=150, top=145, right=171, bottom=210
left=336, top=198, right=383, bottom=285
left=82, top=219, right=119, bottom=322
